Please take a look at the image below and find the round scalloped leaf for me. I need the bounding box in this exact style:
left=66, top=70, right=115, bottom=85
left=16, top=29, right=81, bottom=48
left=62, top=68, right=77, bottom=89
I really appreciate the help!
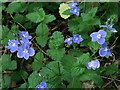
left=59, top=3, right=70, bottom=19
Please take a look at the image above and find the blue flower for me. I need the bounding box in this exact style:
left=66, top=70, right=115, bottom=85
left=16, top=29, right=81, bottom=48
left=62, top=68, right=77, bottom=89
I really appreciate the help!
left=17, top=43, right=35, bottom=60
left=5, top=39, right=19, bottom=53
left=64, top=37, right=73, bottom=45
left=90, top=30, right=107, bottom=45
left=99, top=43, right=112, bottom=57
left=36, top=82, right=48, bottom=90
left=101, top=24, right=117, bottom=32
left=19, top=31, right=32, bottom=40
left=86, top=60, right=100, bottom=70
left=69, top=2, right=77, bottom=8
left=70, top=7, right=80, bottom=16
left=73, top=34, right=83, bottom=44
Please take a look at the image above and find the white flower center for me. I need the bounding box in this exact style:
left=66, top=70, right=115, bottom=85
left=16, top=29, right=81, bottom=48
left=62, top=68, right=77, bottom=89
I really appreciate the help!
left=12, top=43, right=16, bottom=47
left=23, top=34, right=27, bottom=38
left=68, top=38, right=71, bottom=41
left=75, top=38, right=78, bottom=41
left=23, top=49, right=28, bottom=53
left=104, top=47, right=108, bottom=51
left=97, top=34, right=101, bottom=39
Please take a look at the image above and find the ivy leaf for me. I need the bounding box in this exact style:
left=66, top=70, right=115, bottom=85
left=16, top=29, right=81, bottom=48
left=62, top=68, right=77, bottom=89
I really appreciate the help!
left=36, top=23, right=48, bottom=47
left=47, top=48, right=65, bottom=61
left=26, top=8, right=45, bottom=23
left=49, top=31, right=64, bottom=49
left=32, top=52, right=44, bottom=71
left=43, top=14, right=56, bottom=24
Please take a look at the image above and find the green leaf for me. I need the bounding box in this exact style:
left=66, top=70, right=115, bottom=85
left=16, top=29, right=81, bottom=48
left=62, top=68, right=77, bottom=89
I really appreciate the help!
left=77, top=53, right=90, bottom=66
left=80, top=70, right=103, bottom=87
left=61, top=54, right=76, bottom=72
left=14, top=14, right=25, bottom=23
left=81, top=7, right=98, bottom=21
left=88, top=41, right=100, bottom=52
left=2, top=76, right=11, bottom=89
left=49, top=31, right=64, bottom=49
left=26, top=8, right=45, bottom=23
left=43, top=14, right=56, bottom=24
left=28, top=71, right=42, bottom=88
left=11, top=70, right=28, bottom=82
left=9, top=60, right=17, bottom=70
left=47, top=48, right=65, bottom=61
left=36, top=23, right=49, bottom=47
left=67, top=78, right=82, bottom=88
left=32, top=52, right=44, bottom=71
left=40, top=61, right=64, bottom=88
left=103, top=65, right=118, bottom=77
left=6, top=2, right=26, bottom=14
left=19, top=83, right=28, bottom=88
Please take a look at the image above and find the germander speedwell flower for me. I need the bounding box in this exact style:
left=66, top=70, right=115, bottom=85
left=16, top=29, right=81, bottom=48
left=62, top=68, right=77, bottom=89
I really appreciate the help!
left=5, top=39, right=19, bottom=53
left=36, top=82, right=48, bottom=90
left=86, top=60, right=100, bottom=70
left=73, top=34, right=83, bottom=44
left=90, top=30, right=107, bottom=45
left=99, top=42, right=112, bottom=57
left=69, top=2, right=80, bottom=16
left=64, top=37, right=73, bottom=45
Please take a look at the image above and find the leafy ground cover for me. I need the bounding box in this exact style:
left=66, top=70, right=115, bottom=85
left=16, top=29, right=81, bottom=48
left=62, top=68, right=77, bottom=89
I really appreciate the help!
left=1, top=2, right=120, bottom=89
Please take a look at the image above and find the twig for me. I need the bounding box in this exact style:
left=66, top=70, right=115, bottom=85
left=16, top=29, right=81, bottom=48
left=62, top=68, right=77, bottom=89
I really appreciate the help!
left=10, top=14, right=26, bottom=31
left=102, top=80, right=113, bottom=88
left=113, top=81, right=118, bottom=89
left=110, top=36, right=119, bottom=50
left=101, top=76, right=120, bottom=82
left=33, top=40, right=49, bottom=57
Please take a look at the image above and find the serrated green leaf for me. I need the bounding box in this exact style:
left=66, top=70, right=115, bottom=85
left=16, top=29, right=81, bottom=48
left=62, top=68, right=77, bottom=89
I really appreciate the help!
left=6, top=2, right=26, bottom=14
left=2, top=54, right=11, bottom=71
left=14, top=14, right=25, bottom=23
left=77, top=53, right=90, bottom=66
left=47, top=48, right=65, bottom=61
left=26, top=8, right=45, bottom=23
left=88, top=41, right=100, bottom=52
left=36, top=23, right=49, bottom=47
left=32, top=52, right=44, bottom=71
left=67, top=78, right=82, bottom=88
left=28, top=71, right=42, bottom=88
left=9, top=60, right=17, bottom=70
left=43, top=14, right=56, bottom=24
left=81, top=7, right=98, bottom=21
left=61, top=54, right=76, bottom=72
left=49, top=31, right=64, bottom=49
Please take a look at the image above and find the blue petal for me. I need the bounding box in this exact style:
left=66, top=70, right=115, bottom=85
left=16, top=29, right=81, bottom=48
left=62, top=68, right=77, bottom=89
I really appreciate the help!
left=97, top=38, right=105, bottom=45
left=29, top=48, right=35, bottom=56
left=107, top=49, right=112, bottom=57
left=98, top=30, right=106, bottom=38
left=90, top=32, right=98, bottom=42
left=99, top=48, right=107, bottom=57
left=24, top=53, right=29, bottom=60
